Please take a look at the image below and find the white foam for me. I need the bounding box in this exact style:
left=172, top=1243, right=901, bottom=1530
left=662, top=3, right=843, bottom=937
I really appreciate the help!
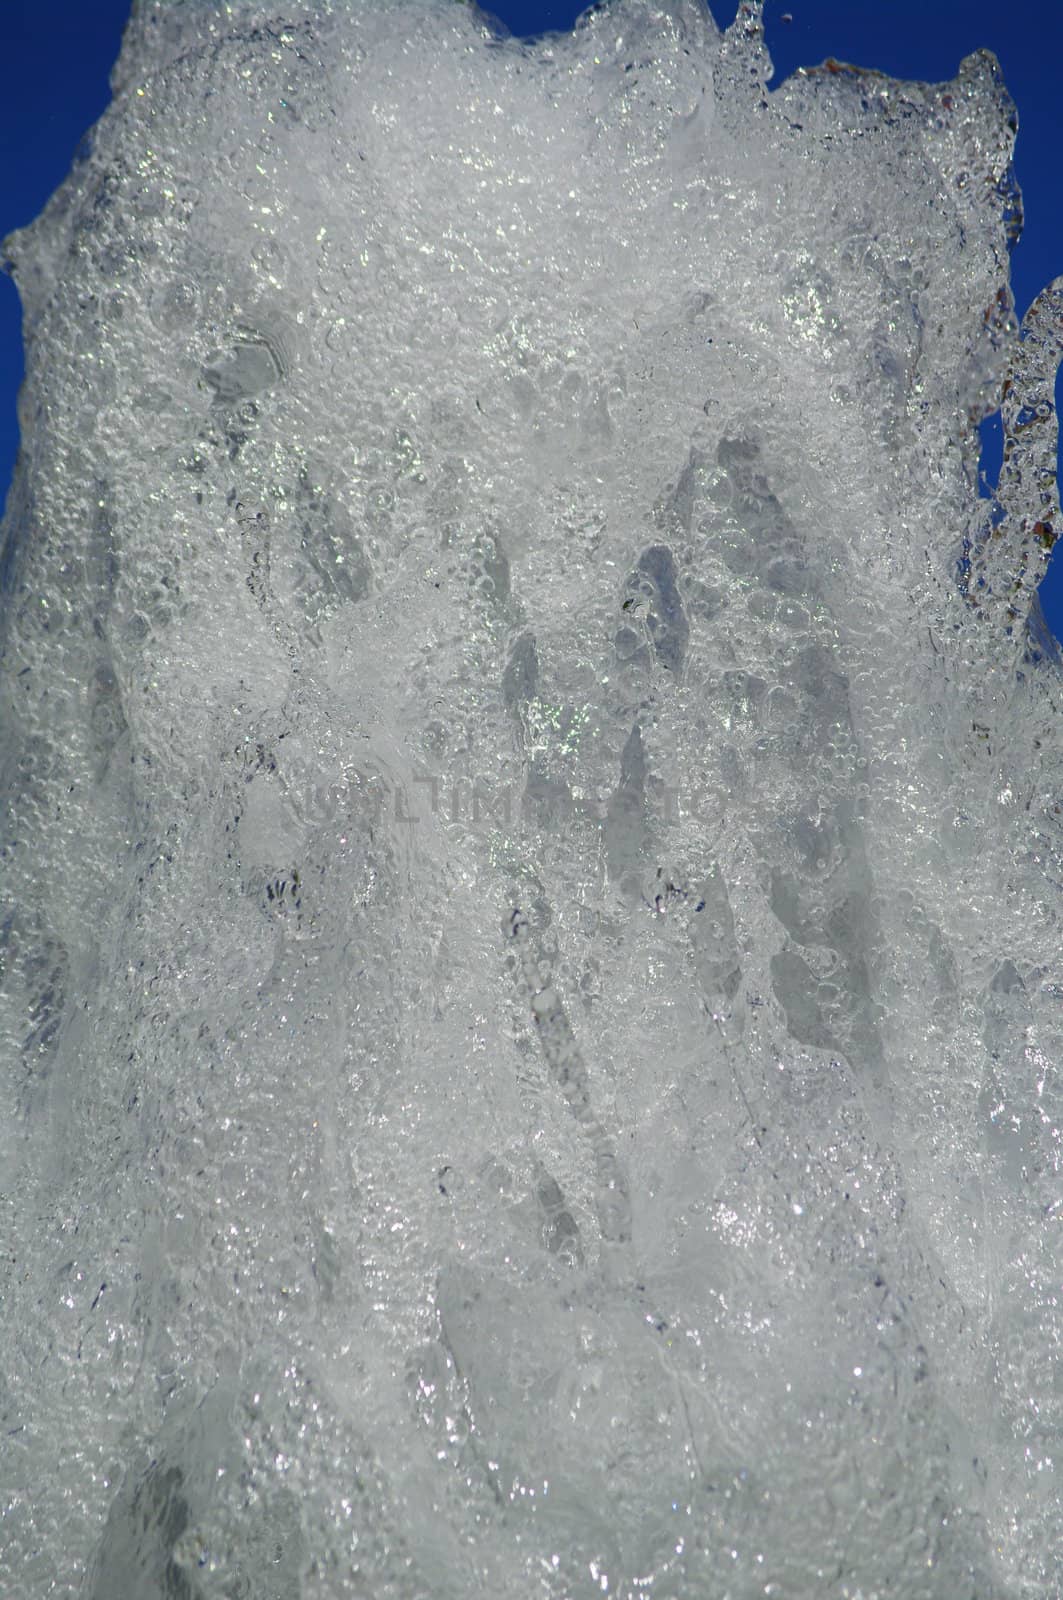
left=1, top=3, right=1061, bottom=1595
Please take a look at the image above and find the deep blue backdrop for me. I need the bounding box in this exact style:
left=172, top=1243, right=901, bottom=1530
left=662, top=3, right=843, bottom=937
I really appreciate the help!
left=3, top=0, right=1061, bottom=630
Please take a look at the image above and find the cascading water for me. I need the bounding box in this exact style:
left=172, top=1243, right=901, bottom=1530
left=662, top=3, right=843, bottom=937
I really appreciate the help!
left=1, top=3, right=1061, bottom=1596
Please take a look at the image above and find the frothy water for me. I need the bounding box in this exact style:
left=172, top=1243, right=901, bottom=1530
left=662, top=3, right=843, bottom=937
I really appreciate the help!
left=1, top=3, right=1061, bottom=1595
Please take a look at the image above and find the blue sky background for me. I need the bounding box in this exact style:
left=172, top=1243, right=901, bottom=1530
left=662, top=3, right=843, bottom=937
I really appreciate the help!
left=2, top=0, right=1061, bottom=633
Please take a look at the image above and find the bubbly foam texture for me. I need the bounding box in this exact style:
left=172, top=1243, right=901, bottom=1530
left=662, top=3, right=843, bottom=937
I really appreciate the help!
left=1, top=2, right=1061, bottom=1595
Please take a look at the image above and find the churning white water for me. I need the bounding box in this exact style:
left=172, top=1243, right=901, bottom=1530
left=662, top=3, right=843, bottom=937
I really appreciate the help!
left=1, top=2, right=1061, bottom=1595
